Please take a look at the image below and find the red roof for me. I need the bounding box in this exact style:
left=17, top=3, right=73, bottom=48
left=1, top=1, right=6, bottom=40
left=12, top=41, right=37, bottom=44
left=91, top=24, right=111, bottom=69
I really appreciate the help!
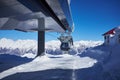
left=103, top=28, right=115, bottom=36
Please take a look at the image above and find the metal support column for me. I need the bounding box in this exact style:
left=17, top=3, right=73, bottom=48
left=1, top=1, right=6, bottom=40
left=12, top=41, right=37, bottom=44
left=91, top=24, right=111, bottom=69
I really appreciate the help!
left=36, top=18, right=45, bottom=57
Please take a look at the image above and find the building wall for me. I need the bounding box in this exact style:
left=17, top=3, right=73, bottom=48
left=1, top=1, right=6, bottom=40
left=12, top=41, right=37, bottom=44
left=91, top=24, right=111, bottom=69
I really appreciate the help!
left=104, top=27, right=120, bottom=45
left=109, top=34, right=116, bottom=45
left=115, top=31, right=120, bottom=44
left=104, top=35, right=110, bottom=45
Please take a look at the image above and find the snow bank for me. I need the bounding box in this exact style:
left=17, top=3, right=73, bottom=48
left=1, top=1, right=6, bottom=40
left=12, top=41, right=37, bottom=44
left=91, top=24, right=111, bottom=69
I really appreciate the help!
left=80, top=44, right=120, bottom=80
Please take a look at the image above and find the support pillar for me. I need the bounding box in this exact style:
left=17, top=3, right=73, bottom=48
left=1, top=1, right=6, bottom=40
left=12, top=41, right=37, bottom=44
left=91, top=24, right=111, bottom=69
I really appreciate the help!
left=36, top=18, right=45, bottom=57
left=37, top=31, right=45, bottom=56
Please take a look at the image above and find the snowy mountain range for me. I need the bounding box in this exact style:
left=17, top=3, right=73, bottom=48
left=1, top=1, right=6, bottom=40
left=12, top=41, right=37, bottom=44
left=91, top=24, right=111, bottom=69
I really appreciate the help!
left=0, top=38, right=103, bottom=58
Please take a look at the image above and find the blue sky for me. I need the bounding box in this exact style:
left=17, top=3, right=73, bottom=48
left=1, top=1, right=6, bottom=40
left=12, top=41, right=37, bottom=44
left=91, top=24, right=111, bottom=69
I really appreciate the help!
left=71, top=0, right=120, bottom=41
left=0, top=0, right=120, bottom=41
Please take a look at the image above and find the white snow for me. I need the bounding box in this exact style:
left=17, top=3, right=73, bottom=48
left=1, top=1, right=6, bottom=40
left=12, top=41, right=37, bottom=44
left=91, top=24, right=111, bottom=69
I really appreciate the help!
left=0, top=38, right=103, bottom=79
left=45, top=40, right=60, bottom=50
left=2, top=38, right=120, bottom=80
left=0, top=38, right=37, bottom=50
left=21, top=53, right=36, bottom=58
left=0, top=38, right=103, bottom=57
left=0, top=54, right=97, bottom=79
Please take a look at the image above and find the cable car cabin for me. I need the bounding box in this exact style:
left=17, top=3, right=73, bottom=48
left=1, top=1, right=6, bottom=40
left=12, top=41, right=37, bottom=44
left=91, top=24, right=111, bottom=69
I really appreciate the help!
left=58, top=33, right=73, bottom=52
left=60, top=42, right=70, bottom=51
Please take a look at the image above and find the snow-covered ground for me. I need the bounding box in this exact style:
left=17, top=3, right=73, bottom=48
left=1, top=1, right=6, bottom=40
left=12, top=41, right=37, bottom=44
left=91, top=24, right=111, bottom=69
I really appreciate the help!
left=0, top=54, right=97, bottom=80
left=0, top=38, right=120, bottom=80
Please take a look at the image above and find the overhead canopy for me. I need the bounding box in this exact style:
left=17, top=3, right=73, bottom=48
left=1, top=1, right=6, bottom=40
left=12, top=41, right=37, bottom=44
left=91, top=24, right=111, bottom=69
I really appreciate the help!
left=0, top=0, right=73, bottom=32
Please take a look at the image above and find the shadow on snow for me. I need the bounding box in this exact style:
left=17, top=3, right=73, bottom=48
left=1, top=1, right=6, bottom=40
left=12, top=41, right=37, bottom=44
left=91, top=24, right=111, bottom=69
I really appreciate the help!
left=1, top=63, right=114, bottom=80
left=0, top=54, right=33, bottom=72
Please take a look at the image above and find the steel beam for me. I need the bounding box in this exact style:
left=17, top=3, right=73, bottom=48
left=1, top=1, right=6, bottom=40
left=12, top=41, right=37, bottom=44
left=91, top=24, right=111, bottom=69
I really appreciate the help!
left=36, top=18, right=45, bottom=56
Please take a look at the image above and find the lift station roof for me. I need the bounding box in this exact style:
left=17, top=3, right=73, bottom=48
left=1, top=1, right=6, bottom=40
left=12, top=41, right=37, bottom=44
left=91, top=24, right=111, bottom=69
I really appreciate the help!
left=0, top=0, right=73, bottom=33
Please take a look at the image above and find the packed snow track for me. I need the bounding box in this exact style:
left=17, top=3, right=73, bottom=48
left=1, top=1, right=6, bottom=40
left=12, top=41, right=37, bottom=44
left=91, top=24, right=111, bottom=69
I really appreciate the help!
left=0, top=54, right=97, bottom=80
